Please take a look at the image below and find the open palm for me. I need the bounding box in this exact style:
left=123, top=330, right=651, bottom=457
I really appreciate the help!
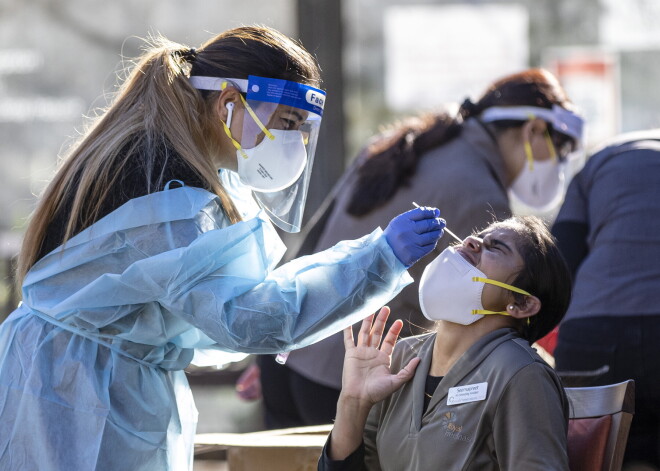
left=341, top=307, right=420, bottom=406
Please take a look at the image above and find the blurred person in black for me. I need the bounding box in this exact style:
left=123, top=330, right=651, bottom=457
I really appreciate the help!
left=553, top=130, right=660, bottom=471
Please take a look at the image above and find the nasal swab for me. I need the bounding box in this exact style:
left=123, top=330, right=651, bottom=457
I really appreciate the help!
left=412, top=202, right=463, bottom=244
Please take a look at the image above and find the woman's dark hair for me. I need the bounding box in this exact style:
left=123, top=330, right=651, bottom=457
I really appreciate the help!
left=346, top=68, right=572, bottom=216
left=191, top=26, right=321, bottom=87
left=497, top=216, right=572, bottom=343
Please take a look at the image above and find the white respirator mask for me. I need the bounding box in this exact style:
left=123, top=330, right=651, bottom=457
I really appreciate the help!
left=234, top=128, right=307, bottom=193
left=510, top=157, right=564, bottom=211
left=418, top=246, right=531, bottom=325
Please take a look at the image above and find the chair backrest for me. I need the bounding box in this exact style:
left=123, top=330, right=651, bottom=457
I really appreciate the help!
left=558, top=365, right=611, bottom=388
left=565, top=380, right=635, bottom=471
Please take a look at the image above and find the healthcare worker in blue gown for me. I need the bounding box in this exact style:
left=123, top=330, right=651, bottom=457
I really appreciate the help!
left=0, top=26, right=444, bottom=470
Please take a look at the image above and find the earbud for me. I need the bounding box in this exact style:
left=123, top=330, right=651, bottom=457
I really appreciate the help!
left=508, top=305, right=515, bottom=311
left=226, top=102, right=234, bottom=128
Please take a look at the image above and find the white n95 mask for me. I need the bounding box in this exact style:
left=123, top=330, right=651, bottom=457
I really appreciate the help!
left=510, top=158, right=564, bottom=211
left=418, top=246, right=531, bottom=325
left=236, top=129, right=308, bottom=193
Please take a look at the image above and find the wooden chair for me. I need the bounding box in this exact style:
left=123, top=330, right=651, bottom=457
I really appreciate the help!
left=565, top=380, right=635, bottom=471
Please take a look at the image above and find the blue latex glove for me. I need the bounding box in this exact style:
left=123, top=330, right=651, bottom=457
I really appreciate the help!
left=384, top=207, right=445, bottom=267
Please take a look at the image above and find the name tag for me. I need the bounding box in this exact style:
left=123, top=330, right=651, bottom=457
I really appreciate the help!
left=447, top=382, right=488, bottom=405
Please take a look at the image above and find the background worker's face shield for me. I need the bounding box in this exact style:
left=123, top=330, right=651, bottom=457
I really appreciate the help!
left=479, top=104, right=585, bottom=161
left=189, top=75, right=326, bottom=232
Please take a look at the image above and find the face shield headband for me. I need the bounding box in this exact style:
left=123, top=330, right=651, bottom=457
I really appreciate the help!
left=189, top=75, right=326, bottom=233
left=479, top=104, right=584, bottom=145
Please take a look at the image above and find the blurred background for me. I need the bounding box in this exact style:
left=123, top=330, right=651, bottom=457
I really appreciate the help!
left=2, top=0, right=660, bottom=440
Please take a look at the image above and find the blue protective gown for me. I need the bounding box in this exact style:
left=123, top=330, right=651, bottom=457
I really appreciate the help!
left=0, top=185, right=411, bottom=470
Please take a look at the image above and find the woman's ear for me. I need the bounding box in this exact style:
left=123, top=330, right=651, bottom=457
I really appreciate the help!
left=215, top=88, right=241, bottom=121
left=520, top=119, right=534, bottom=143
left=523, top=118, right=548, bottom=139
left=506, top=295, right=541, bottom=319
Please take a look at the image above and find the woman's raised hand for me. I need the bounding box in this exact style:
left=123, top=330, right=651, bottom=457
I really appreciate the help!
left=329, top=307, right=420, bottom=461
left=341, top=306, right=421, bottom=407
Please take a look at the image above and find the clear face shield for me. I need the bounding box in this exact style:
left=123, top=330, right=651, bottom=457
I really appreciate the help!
left=190, top=75, right=326, bottom=232
left=479, top=104, right=584, bottom=161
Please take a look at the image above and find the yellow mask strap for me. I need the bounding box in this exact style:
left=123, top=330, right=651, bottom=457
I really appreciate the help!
left=472, top=308, right=510, bottom=316
left=543, top=127, right=558, bottom=162
left=219, top=82, right=274, bottom=160
left=221, top=120, right=249, bottom=160
left=523, top=140, right=534, bottom=171
left=523, top=114, right=557, bottom=167
left=472, top=277, right=531, bottom=296
left=220, top=81, right=274, bottom=142
left=471, top=277, right=532, bottom=325
left=238, top=93, right=275, bottom=141
left=471, top=309, right=530, bottom=326
left=523, top=113, right=536, bottom=171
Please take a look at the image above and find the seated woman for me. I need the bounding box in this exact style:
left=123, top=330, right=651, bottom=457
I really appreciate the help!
left=319, top=216, right=572, bottom=471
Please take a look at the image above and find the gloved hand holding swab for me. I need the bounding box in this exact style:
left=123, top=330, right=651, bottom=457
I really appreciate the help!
left=412, top=202, right=463, bottom=244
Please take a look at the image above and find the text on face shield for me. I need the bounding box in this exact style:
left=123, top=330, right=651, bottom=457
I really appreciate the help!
left=305, top=89, right=325, bottom=109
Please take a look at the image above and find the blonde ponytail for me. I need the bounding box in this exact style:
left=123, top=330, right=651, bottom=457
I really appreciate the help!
left=16, top=35, right=241, bottom=286
left=17, top=26, right=321, bottom=287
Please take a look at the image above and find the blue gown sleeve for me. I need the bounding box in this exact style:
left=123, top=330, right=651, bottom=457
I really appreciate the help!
left=21, top=187, right=412, bottom=361
left=157, top=215, right=412, bottom=354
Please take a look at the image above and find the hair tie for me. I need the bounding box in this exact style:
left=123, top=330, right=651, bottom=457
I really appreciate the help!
left=180, top=47, right=197, bottom=63
left=459, top=98, right=480, bottom=120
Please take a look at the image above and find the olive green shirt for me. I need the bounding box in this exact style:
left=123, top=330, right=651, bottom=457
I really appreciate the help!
left=320, top=329, right=569, bottom=470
